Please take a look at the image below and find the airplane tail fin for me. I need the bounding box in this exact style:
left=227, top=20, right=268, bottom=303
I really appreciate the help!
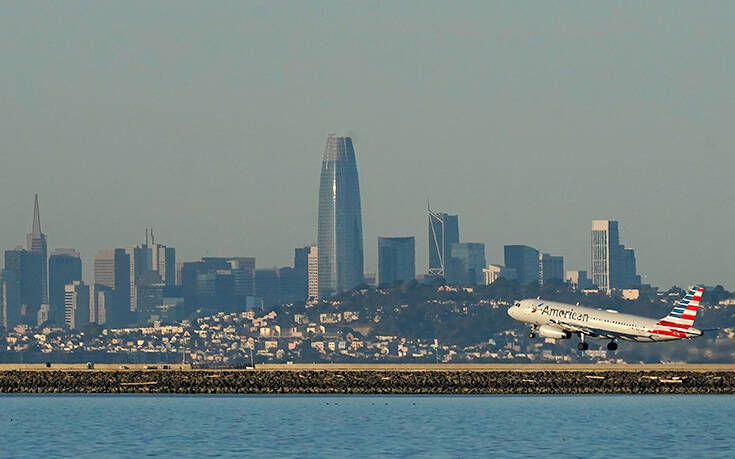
left=656, top=286, right=704, bottom=330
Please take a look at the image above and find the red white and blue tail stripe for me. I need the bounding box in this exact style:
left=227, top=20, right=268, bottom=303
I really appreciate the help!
left=652, top=286, right=703, bottom=336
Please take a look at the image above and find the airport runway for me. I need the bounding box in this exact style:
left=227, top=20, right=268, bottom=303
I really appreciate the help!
left=2, top=363, right=735, bottom=372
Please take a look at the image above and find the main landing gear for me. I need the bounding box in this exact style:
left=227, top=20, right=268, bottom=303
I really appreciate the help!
left=607, top=341, right=618, bottom=351
left=577, top=333, right=589, bottom=351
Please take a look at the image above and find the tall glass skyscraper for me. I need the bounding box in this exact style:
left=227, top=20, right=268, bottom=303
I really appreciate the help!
left=317, top=135, right=364, bottom=298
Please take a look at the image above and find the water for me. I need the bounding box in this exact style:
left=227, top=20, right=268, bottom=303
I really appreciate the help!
left=1, top=395, right=734, bottom=458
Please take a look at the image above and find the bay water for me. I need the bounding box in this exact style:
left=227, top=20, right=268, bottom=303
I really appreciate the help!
left=1, top=395, right=733, bottom=458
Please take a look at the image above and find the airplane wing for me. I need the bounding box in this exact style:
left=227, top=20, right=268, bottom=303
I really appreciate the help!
left=549, top=319, right=642, bottom=341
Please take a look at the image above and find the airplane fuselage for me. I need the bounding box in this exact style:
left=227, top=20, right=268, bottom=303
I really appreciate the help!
left=508, top=299, right=702, bottom=342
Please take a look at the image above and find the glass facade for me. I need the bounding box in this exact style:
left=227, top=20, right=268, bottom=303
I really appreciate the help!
left=504, top=245, right=540, bottom=286
left=428, top=212, right=459, bottom=276
left=317, top=135, right=364, bottom=298
left=378, top=237, right=416, bottom=286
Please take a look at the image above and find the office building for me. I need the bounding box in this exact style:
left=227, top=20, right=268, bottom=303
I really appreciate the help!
left=37, top=304, right=51, bottom=326
left=591, top=220, right=641, bottom=291
left=566, top=270, right=593, bottom=291
left=294, top=247, right=310, bottom=300
left=94, top=248, right=131, bottom=327
left=539, top=253, right=564, bottom=287
left=307, top=246, right=318, bottom=300
left=49, top=249, right=82, bottom=324
left=447, top=242, right=486, bottom=285
left=482, top=264, right=517, bottom=285
left=135, top=271, right=165, bottom=325
left=180, top=257, right=255, bottom=313
left=504, top=245, right=540, bottom=286
left=64, top=281, right=90, bottom=330
left=0, top=269, right=21, bottom=330
left=4, top=247, right=43, bottom=324
left=317, top=135, right=364, bottom=297
left=90, top=284, right=113, bottom=325
left=26, top=194, right=48, bottom=304
left=378, top=237, right=416, bottom=286
left=428, top=208, right=459, bottom=278
left=255, top=269, right=281, bottom=309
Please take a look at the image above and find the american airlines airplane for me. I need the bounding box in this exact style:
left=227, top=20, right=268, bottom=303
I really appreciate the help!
left=507, top=286, right=705, bottom=351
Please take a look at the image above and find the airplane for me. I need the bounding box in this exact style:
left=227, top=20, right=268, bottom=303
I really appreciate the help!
left=507, top=286, right=705, bottom=351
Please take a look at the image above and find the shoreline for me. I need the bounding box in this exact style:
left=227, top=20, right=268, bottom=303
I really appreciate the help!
left=1, top=367, right=734, bottom=394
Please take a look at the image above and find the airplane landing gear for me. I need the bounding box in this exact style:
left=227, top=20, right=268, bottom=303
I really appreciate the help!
left=529, top=327, right=537, bottom=339
left=607, top=341, right=618, bottom=351
left=578, top=333, right=589, bottom=351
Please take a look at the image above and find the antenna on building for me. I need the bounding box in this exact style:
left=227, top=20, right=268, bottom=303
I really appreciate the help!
left=145, top=228, right=149, bottom=245
left=151, top=228, right=155, bottom=245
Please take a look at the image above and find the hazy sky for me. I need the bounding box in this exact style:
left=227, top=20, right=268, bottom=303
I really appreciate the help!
left=1, top=1, right=733, bottom=288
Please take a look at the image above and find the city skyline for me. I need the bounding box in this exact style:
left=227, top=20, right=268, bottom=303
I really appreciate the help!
left=1, top=3, right=734, bottom=288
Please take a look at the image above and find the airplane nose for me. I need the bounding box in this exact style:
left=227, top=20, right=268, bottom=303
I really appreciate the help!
left=508, top=307, right=518, bottom=319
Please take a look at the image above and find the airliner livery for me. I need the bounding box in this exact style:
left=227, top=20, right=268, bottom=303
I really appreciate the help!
left=507, top=286, right=705, bottom=351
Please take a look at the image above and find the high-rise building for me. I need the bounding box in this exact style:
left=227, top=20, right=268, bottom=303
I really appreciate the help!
left=482, top=264, right=517, bottom=285
left=135, top=270, right=165, bottom=325
left=504, top=245, right=540, bottom=286
left=447, top=242, right=486, bottom=285
left=591, top=220, right=640, bottom=291
left=0, top=269, right=21, bottom=330
left=180, top=257, right=254, bottom=313
left=566, top=270, right=593, bottom=291
left=428, top=208, right=459, bottom=278
left=26, top=194, right=48, bottom=304
left=378, top=237, right=416, bottom=286
left=591, top=220, right=618, bottom=291
left=307, top=246, right=318, bottom=300
left=254, top=269, right=281, bottom=309
left=293, top=247, right=311, bottom=300
left=90, top=284, right=113, bottom=325
left=48, top=249, right=82, bottom=324
left=317, top=135, right=364, bottom=298
left=94, top=248, right=131, bottom=327
left=64, top=281, right=90, bottom=330
left=539, top=253, right=564, bottom=287
left=4, top=247, right=43, bottom=324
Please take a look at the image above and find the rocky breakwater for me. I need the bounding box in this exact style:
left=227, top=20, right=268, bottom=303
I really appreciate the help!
left=1, top=370, right=734, bottom=394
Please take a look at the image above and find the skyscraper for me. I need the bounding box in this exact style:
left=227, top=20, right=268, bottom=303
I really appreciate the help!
left=4, top=247, right=43, bottom=325
left=539, top=253, right=564, bottom=287
left=26, top=194, right=48, bottom=304
left=504, top=245, right=540, bottom=286
left=447, top=242, right=486, bottom=285
left=307, top=246, right=318, bottom=300
left=591, top=220, right=618, bottom=291
left=591, top=220, right=640, bottom=291
left=94, top=248, right=131, bottom=327
left=378, top=237, right=416, bottom=286
left=48, top=249, right=82, bottom=324
left=293, top=246, right=311, bottom=300
left=317, top=135, right=364, bottom=297
left=64, top=281, right=90, bottom=330
left=428, top=208, right=459, bottom=278
left=0, top=269, right=21, bottom=330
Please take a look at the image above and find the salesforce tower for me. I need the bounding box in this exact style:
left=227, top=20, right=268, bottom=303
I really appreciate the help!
left=317, top=135, right=364, bottom=298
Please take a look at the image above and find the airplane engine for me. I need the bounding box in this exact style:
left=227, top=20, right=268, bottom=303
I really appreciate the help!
left=538, top=325, right=571, bottom=339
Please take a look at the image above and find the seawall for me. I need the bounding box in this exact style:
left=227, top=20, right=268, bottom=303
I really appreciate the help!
left=1, top=367, right=735, bottom=394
